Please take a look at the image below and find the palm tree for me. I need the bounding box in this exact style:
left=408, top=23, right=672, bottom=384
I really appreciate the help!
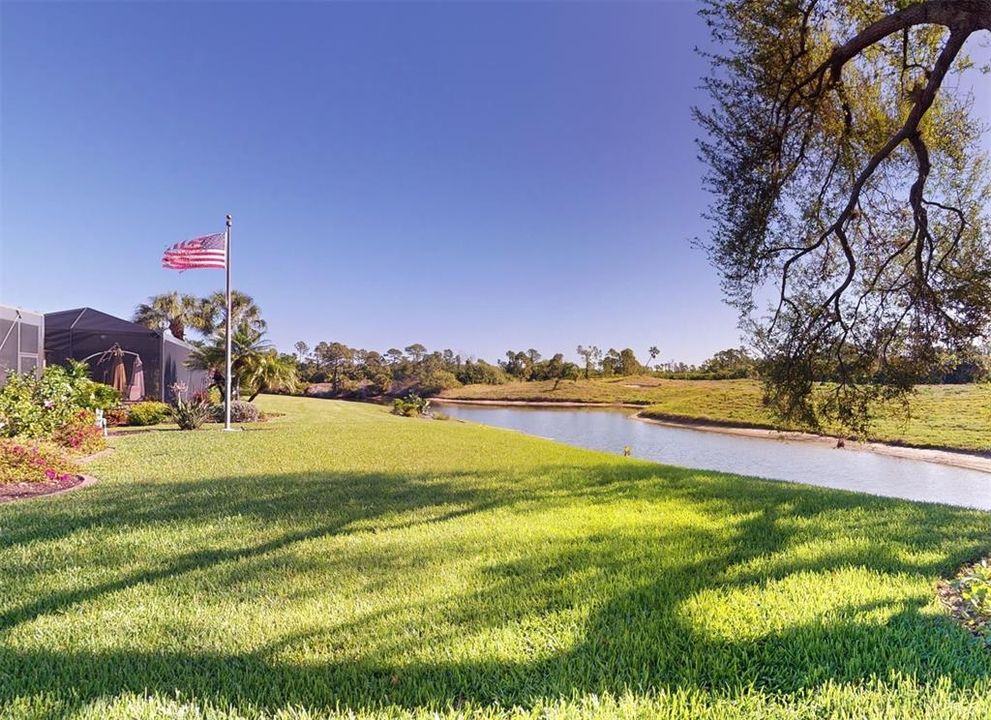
left=242, top=351, right=299, bottom=401
left=648, top=345, right=660, bottom=369
left=194, top=290, right=267, bottom=336
left=133, top=292, right=200, bottom=341
left=187, top=322, right=272, bottom=400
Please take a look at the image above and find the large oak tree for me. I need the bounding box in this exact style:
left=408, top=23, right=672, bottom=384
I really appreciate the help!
left=696, top=0, right=991, bottom=430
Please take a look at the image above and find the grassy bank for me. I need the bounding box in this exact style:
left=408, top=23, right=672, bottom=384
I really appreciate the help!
left=440, top=378, right=991, bottom=453
left=1, top=395, right=990, bottom=717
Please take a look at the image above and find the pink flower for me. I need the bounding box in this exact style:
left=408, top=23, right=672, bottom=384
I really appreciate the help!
left=44, top=468, right=56, bottom=480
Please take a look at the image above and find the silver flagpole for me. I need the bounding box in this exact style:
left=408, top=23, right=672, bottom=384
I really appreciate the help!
left=224, top=214, right=233, bottom=431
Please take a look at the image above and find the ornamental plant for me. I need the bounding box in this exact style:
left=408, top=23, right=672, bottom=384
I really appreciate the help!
left=0, top=361, right=119, bottom=439
left=51, top=410, right=107, bottom=455
left=947, top=559, right=991, bottom=640
left=0, top=369, right=77, bottom=438
left=171, top=396, right=212, bottom=430
left=104, top=405, right=130, bottom=427
left=392, top=393, right=429, bottom=417
left=214, top=400, right=261, bottom=423
left=127, top=402, right=172, bottom=426
left=0, top=439, right=79, bottom=484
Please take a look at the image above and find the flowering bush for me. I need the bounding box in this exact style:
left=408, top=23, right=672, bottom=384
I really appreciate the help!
left=0, top=439, right=79, bottom=484
left=0, top=369, right=77, bottom=438
left=0, top=362, right=119, bottom=439
left=51, top=410, right=107, bottom=455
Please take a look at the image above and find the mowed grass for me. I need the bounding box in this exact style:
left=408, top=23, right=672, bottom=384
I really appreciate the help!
left=441, top=378, right=991, bottom=452
left=2, top=396, right=991, bottom=718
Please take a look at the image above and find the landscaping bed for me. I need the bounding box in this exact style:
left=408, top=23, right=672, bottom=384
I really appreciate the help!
left=0, top=473, right=89, bottom=503
left=0, top=362, right=111, bottom=504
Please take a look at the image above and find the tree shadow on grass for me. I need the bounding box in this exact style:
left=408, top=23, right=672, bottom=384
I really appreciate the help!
left=1, top=461, right=990, bottom=716
left=0, top=467, right=525, bottom=633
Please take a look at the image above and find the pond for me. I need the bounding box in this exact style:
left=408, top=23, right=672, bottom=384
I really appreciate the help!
left=434, top=402, right=991, bottom=511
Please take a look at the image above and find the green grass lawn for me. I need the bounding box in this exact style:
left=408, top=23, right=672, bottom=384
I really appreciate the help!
left=441, top=378, right=991, bottom=452
left=2, top=395, right=991, bottom=718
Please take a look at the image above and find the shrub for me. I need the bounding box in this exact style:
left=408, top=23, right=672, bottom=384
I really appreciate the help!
left=945, top=559, right=991, bottom=640
left=104, top=405, right=130, bottom=427
left=128, top=401, right=172, bottom=426
left=0, top=367, right=81, bottom=438
left=230, top=400, right=261, bottom=423
left=209, top=400, right=262, bottom=423
left=51, top=410, right=107, bottom=455
left=0, top=362, right=120, bottom=440
left=211, top=400, right=262, bottom=423
left=79, top=380, right=122, bottom=412
left=172, top=398, right=212, bottom=430
left=0, top=439, right=78, bottom=484
left=409, top=368, right=461, bottom=396
left=457, top=360, right=510, bottom=385
left=392, top=393, right=429, bottom=417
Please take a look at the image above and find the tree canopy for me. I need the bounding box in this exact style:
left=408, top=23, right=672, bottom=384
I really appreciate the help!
left=696, top=0, right=991, bottom=430
left=134, top=291, right=266, bottom=341
left=132, top=292, right=201, bottom=341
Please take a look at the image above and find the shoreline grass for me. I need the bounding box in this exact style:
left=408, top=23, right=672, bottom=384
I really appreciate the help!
left=441, top=378, right=991, bottom=453
left=1, top=395, right=990, bottom=718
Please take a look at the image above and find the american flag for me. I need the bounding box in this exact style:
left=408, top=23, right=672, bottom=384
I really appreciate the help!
left=161, top=233, right=227, bottom=270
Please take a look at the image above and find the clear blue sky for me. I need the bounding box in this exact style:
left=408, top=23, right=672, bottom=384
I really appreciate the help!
left=2, top=2, right=989, bottom=365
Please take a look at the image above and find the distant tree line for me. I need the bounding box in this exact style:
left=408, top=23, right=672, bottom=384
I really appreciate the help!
left=135, top=289, right=991, bottom=405
left=294, top=341, right=767, bottom=398
left=296, top=342, right=505, bottom=398
left=499, top=349, right=581, bottom=387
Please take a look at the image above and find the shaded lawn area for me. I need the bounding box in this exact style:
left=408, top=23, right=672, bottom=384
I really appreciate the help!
left=1, top=396, right=990, bottom=718
left=442, top=378, right=991, bottom=453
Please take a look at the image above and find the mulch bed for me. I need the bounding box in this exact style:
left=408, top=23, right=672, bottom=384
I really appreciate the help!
left=0, top=474, right=91, bottom=504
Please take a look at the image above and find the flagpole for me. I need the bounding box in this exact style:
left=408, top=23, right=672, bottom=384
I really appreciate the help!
left=224, top=214, right=233, bottom=431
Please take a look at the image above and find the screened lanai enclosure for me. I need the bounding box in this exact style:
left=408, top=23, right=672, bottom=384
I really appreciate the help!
left=44, top=307, right=209, bottom=403
left=0, top=305, right=45, bottom=387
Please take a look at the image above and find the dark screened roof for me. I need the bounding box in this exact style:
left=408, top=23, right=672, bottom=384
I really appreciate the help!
left=44, top=307, right=160, bottom=337
left=44, top=307, right=195, bottom=348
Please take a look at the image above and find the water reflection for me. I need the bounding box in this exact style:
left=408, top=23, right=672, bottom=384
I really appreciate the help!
left=437, top=403, right=991, bottom=510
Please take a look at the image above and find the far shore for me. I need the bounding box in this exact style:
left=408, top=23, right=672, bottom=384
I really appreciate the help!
left=431, top=397, right=991, bottom=475
left=432, top=397, right=645, bottom=409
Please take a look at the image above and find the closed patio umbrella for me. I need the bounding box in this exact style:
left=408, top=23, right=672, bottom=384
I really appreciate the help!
left=128, top=354, right=145, bottom=401
left=110, top=344, right=127, bottom=395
